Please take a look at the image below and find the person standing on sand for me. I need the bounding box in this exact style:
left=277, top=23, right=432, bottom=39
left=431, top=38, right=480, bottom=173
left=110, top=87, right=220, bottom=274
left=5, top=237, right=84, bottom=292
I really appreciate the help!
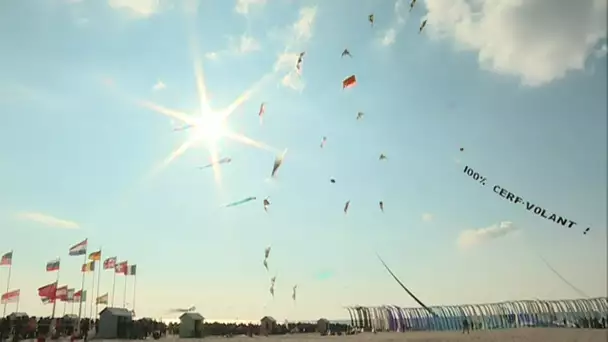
left=462, top=319, right=470, bottom=334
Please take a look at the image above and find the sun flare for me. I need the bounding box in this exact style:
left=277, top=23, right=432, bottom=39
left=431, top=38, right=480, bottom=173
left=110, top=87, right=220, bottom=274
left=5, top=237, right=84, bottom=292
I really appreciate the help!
left=190, top=113, right=227, bottom=145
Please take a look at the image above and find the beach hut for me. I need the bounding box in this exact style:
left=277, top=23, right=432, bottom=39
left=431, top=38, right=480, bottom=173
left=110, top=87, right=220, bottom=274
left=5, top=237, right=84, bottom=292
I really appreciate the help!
left=97, top=307, right=133, bottom=339
left=317, top=318, right=330, bottom=334
left=260, top=316, right=276, bottom=336
left=179, top=312, right=204, bottom=338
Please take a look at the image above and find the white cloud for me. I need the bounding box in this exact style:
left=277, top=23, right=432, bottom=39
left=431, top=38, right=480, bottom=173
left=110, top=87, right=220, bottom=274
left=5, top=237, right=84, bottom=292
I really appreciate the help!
left=152, top=80, right=166, bottom=91
left=424, top=0, right=608, bottom=86
left=205, top=52, right=219, bottom=60
left=16, top=211, right=80, bottom=229
left=235, top=0, right=267, bottom=15
left=457, top=221, right=517, bottom=248
left=380, top=0, right=408, bottom=46
left=272, top=6, right=318, bottom=91
left=234, top=34, right=261, bottom=54
left=422, top=213, right=433, bottom=222
left=107, top=0, right=160, bottom=18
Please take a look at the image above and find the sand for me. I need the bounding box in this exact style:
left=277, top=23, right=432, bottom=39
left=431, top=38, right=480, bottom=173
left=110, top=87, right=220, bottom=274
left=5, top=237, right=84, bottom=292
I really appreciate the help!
left=154, top=328, right=607, bottom=342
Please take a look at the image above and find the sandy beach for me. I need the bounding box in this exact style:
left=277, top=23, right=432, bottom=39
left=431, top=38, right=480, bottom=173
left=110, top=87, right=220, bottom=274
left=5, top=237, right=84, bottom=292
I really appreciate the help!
left=149, top=328, right=608, bottom=342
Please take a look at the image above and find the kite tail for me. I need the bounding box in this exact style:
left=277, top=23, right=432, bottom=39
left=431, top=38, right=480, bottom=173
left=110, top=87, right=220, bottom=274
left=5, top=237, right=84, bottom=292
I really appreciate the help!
left=376, top=253, right=437, bottom=316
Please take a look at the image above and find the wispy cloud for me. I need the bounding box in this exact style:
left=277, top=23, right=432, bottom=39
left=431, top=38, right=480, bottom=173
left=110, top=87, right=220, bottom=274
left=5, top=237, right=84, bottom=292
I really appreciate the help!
left=380, top=0, right=407, bottom=46
left=205, top=34, right=261, bottom=61
left=152, top=80, right=166, bottom=91
left=107, top=0, right=160, bottom=18
left=16, top=212, right=80, bottom=229
left=235, top=0, right=267, bottom=15
left=457, top=221, right=518, bottom=249
left=272, top=6, right=318, bottom=91
left=422, top=213, right=433, bottom=222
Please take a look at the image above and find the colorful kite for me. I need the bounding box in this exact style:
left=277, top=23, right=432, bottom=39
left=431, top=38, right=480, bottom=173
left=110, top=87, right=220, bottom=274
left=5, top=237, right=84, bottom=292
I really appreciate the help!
left=225, top=196, right=257, bottom=208
left=296, top=52, right=305, bottom=72
left=271, top=149, right=288, bottom=178
left=199, top=157, right=231, bottom=169
left=341, top=49, right=352, bottom=58
left=258, top=102, right=266, bottom=123
left=342, top=75, right=357, bottom=89
left=419, top=19, right=427, bottom=34
left=344, top=200, right=351, bottom=214
left=263, top=197, right=271, bottom=212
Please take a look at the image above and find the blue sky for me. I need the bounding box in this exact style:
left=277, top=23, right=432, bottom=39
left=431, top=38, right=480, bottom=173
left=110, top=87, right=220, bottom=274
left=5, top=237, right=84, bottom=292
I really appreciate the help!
left=0, top=0, right=606, bottom=321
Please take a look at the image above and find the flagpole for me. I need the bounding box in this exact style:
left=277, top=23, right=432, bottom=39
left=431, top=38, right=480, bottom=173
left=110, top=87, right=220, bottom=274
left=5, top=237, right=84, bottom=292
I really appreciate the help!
left=132, top=273, right=137, bottom=316
left=51, top=257, right=61, bottom=318
left=77, top=252, right=86, bottom=327
left=87, top=262, right=95, bottom=319
left=111, top=268, right=117, bottom=307
left=122, top=274, right=128, bottom=308
left=2, top=251, right=13, bottom=316
left=95, top=247, right=102, bottom=318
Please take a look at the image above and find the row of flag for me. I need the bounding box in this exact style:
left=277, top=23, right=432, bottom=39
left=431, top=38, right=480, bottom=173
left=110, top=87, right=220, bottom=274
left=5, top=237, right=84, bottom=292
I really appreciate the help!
left=1, top=238, right=137, bottom=310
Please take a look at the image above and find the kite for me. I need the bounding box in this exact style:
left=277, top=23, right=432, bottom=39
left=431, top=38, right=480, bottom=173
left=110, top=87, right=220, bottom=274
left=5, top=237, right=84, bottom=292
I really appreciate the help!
left=263, top=197, right=271, bottom=212
left=199, top=157, right=231, bottom=169
left=379, top=154, right=388, bottom=161
left=376, top=253, right=437, bottom=316
left=225, top=197, right=257, bottom=208
left=368, top=14, right=374, bottom=27
left=320, top=136, right=327, bottom=148
left=460, top=147, right=464, bottom=152
left=409, top=0, right=417, bottom=12
left=168, top=306, right=196, bottom=313
left=419, top=19, right=427, bottom=34
left=330, top=178, right=336, bottom=183
left=356, top=112, right=364, bottom=120
left=264, top=246, right=271, bottom=260
left=173, top=124, right=195, bottom=132
left=258, top=102, right=266, bottom=123
left=263, top=258, right=268, bottom=271
left=379, top=201, right=384, bottom=212
left=292, top=285, right=297, bottom=301
left=269, top=285, right=275, bottom=298
left=583, top=227, right=590, bottom=235
left=271, top=149, right=288, bottom=178
left=344, top=200, right=350, bottom=214
left=341, top=49, right=352, bottom=58
left=342, top=75, right=357, bottom=89
left=270, top=276, right=277, bottom=286
left=296, top=52, right=305, bottom=72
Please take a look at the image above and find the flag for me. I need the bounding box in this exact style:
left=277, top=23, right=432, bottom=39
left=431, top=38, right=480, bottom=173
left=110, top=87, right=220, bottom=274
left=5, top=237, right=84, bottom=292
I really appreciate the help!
left=67, top=288, right=75, bottom=302
left=42, top=297, right=55, bottom=304
left=81, top=261, right=95, bottom=272
left=127, top=265, right=137, bottom=276
left=38, top=282, right=57, bottom=298
left=115, top=261, right=128, bottom=275
left=88, top=250, right=101, bottom=261
left=69, top=239, right=88, bottom=256
left=0, top=251, right=12, bottom=266
left=103, top=257, right=117, bottom=270
left=74, top=290, right=86, bottom=302
left=96, top=293, right=108, bottom=305
left=1, top=289, right=20, bottom=304
left=342, top=75, right=357, bottom=89
left=56, top=286, right=68, bottom=301
left=46, top=259, right=60, bottom=272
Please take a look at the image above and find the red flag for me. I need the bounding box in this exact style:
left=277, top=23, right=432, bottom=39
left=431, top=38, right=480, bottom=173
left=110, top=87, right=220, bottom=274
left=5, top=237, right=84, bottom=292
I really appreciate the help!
left=38, top=282, right=57, bottom=298
left=55, top=286, right=68, bottom=301
left=103, top=257, right=117, bottom=270
left=115, top=261, right=128, bottom=275
left=342, top=75, right=357, bottom=89
left=0, top=251, right=12, bottom=266
left=1, top=289, right=20, bottom=304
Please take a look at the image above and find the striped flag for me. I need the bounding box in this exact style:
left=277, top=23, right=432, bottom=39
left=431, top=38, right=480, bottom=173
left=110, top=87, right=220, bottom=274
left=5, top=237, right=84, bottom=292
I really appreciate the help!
left=46, top=259, right=60, bottom=272
left=96, top=293, right=108, bottom=305
left=69, top=239, right=88, bottom=256
left=89, top=250, right=101, bottom=261
left=1, top=289, right=20, bottom=304
left=127, top=265, right=137, bottom=276
left=0, top=251, right=12, bottom=266
left=81, top=261, right=95, bottom=272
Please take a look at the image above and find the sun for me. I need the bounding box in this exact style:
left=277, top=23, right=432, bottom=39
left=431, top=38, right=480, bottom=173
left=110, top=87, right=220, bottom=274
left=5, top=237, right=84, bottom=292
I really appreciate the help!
left=189, top=112, right=227, bottom=145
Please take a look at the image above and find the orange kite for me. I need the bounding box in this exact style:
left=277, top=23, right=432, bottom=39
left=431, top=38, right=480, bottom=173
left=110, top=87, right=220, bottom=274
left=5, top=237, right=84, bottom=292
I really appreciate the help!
left=342, top=75, right=357, bottom=89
